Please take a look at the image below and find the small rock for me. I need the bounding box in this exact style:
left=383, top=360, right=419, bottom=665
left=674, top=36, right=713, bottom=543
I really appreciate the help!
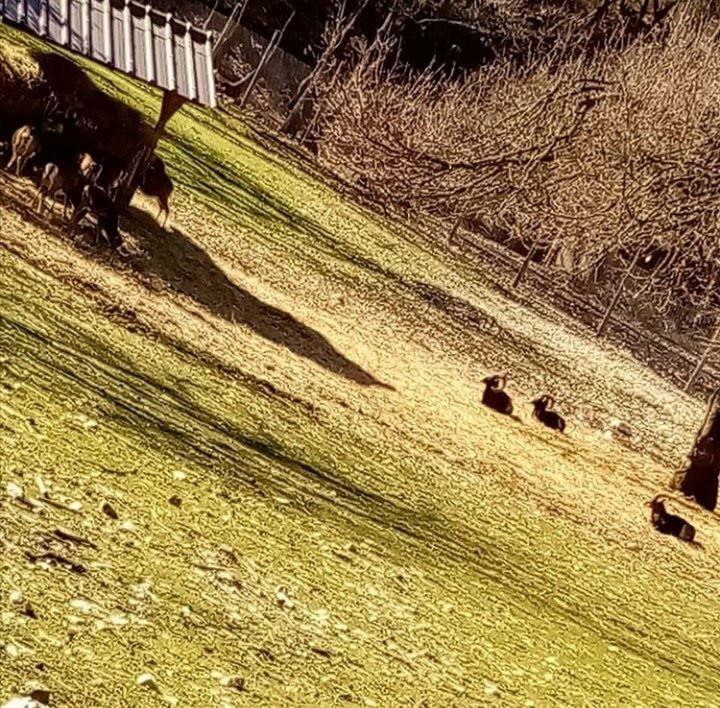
left=1, top=699, right=26, bottom=708
left=101, top=502, right=119, bottom=520
left=131, top=582, right=156, bottom=601
left=168, top=496, right=182, bottom=508
left=4, top=642, right=30, bottom=659
left=119, top=520, right=137, bottom=533
left=218, top=544, right=237, bottom=559
left=2, top=698, right=45, bottom=708
left=69, top=598, right=99, bottom=614
left=608, top=418, right=632, bottom=438
left=275, top=586, right=294, bottom=609
left=34, top=477, right=49, bottom=499
left=172, top=470, right=187, bottom=481
left=219, top=675, right=245, bottom=692
left=483, top=682, right=499, bottom=697
left=136, top=673, right=159, bottom=692
left=6, top=482, right=23, bottom=500
left=313, top=608, right=330, bottom=622
left=73, top=414, right=98, bottom=430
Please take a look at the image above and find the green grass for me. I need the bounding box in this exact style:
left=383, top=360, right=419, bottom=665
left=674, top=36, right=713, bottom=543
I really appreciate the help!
left=2, top=22, right=720, bottom=707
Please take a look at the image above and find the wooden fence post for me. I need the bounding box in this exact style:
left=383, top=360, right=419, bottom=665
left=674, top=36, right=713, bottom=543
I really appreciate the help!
left=596, top=245, right=641, bottom=337
left=513, top=243, right=539, bottom=289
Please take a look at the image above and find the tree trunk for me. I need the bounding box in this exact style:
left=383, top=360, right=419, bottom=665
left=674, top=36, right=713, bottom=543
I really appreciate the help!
left=116, top=90, right=187, bottom=212
left=212, top=0, right=249, bottom=64
left=670, top=386, right=720, bottom=511
left=281, top=0, right=372, bottom=137
left=513, top=243, right=539, bottom=289
left=238, top=29, right=280, bottom=109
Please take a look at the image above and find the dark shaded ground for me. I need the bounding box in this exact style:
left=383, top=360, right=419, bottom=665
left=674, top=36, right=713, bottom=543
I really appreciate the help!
left=0, top=176, right=392, bottom=390
left=125, top=207, right=393, bottom=390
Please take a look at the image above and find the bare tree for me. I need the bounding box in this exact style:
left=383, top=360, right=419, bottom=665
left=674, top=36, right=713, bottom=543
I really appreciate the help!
left=211, top=0, right=249, bottom=65
left=235, top=11, right=296, bottom=109
left=282, top=0, right=373, bottom=140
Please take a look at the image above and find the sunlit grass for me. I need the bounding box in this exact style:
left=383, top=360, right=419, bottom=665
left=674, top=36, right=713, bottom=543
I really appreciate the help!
left=1, top=21, right=720, bottom=707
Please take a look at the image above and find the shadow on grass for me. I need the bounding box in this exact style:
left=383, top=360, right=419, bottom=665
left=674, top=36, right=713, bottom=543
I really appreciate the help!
left=6, top=309, right=720, bottom=690
left=167, top=134, right=375, bottom=267
left=1, top=309, right=477, bottom=567
left=0, top=176, right=392, bottom=390
left=163, top=135, right=545, bottom=362
left=126, top=208, right=393, bottom=390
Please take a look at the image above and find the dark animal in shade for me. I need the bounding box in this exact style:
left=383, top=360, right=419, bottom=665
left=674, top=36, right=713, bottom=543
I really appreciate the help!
left=72, top=183, right=121, bottom=250
left=139, top=154, right=173, bottom=227
left=531, top=395, right=566, bottom=432
left=647, top=494, right=696, bottom=542
left=482, top=374, right=513, bottom=415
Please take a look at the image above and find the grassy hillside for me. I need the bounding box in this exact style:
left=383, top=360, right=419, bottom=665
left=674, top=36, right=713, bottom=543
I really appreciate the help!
left=2, top=23, right=720, bottom=707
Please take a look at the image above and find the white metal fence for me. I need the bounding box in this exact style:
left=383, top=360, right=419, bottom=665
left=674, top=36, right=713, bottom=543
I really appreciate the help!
left=0, top=0, right=216, bottom=106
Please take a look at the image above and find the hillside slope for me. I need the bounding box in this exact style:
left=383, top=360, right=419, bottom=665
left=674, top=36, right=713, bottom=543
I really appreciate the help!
left=2, top=24, right=720, bottom=707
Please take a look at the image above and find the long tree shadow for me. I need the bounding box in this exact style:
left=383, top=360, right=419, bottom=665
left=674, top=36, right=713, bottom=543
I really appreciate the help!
left=0, top=175, right=392, bottom=389
left=125, top=207, right=393, bottom=390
